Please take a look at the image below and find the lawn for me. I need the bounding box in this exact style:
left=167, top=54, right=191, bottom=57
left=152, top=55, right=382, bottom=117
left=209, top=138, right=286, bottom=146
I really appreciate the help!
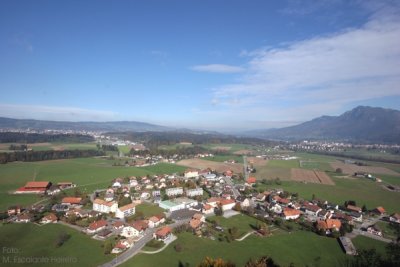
left=376, top=221, right=398, bottom=240
left=0, top=158, right=185, bottom=211
left=30, top=142, right=98, bottom=151
left=121, top=231, right=349, bottom=267
left=135, top=202, right=164, bottom=218
left=352, top=235, right=388, bottom=256
left=207, top=214, right=260, bottom=237
left=0, top=223, right=113, bottom=267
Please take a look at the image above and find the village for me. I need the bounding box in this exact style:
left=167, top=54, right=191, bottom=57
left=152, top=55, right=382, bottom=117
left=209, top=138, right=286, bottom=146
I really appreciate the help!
left=4, top=162, right=400, bottom=264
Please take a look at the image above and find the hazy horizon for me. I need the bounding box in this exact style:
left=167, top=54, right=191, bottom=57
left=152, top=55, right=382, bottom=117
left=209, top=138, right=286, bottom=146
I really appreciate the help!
left=1, top=1, right=400, bottom=130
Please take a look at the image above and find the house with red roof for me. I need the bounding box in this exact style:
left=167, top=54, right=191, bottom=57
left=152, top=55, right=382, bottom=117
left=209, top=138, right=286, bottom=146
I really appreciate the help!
left=283, top=208, right=301, bottom=220
left=41, top=213, right=58, bottom=224
left=246, top=177, right=256, bottom=185
left=316, top=219, right=342, bottom=233
left=154, top=226, right=172, bottom=241
left=87, top=219, right=107, bottom=234
left=371, top=206, right=386, bottom=216
left=61, top=197, right=82, bottom=206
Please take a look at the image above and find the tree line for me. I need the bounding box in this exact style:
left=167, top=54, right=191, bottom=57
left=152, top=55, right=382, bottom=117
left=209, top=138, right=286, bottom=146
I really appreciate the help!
left=0, top=149, right=105, bottom=164
left=0, top=132, right=94, bottom=143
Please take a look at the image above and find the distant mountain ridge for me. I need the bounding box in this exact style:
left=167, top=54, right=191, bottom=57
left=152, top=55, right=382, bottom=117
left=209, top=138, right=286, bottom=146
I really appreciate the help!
left=0, top=117, right=171, bottom=132
left=247, top=106, right=400, bottom=143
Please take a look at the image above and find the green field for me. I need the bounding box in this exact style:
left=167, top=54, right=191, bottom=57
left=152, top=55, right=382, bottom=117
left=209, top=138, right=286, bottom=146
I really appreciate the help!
left=208, top=214, right=260, bottom=237
left=135, top=202, right=164, bottom=218
left=352, top=235, right=388, bottom=256
left=0, top=223, right=113, bottom=267
left=118, top=145, right=132, bottom=155
left=122, top=231, right=349, bottom=267
left=0, top=158, right=186, bottom=211
left=158, top=143, right=194, bottom=150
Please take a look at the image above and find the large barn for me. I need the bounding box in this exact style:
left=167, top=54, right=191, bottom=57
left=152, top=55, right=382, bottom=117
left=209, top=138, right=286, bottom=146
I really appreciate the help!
left=15, top=181, right=51, bottom=194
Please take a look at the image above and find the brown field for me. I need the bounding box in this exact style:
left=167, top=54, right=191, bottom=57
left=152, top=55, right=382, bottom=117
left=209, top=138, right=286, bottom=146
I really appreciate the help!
left=233, top=149, right=254, bottom=155
left=27, top=142, right=52, bottom=147
left=212, top=146, right=231, bottom=151
left=247, top=157, right=268, bottom=166
left=291, top=168, right=335, bottom=185
left=330, top=161, right=400, bottom=176
left=177, top=158, right=243, bottom=174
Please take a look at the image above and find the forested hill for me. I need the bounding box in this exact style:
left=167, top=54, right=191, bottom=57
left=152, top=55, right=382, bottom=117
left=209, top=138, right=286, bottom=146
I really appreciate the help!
left=0, top=117, right=170, bottom=132
left=0, top=132, right=94, bottom=143
left=108, top=131, right=276, bottom=148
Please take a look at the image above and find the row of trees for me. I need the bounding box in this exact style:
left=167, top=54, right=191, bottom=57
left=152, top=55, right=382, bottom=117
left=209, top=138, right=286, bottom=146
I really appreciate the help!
left=0, top=132, right=94, bottom=143
left=0, top=149, right=105, bottom=164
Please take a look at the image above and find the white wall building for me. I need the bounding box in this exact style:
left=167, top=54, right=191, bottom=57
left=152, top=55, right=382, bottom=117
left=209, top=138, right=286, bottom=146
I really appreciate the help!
left=186, top=188, right=203, bottom=197
left=115, top=203, right=136, bottom=219
left=166, top=187, right=183, bottom=197
left=93, top=199, right=118, bottom=213
left=184, top=170, right=199, bottom=179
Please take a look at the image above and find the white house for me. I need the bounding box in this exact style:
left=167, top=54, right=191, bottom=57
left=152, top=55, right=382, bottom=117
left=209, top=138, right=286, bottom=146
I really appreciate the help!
left=120, top=225, right=141, bottom=238
left=148, top=216, right=165, bottom=228
left=93, top=199, right=118, bottom=213
left=184, top=169, right=199, bottom=178
left=186, top=188, right=203, bottom=197
left=166, top=187, right=183, bottom=197
left=390, top=213, right=400, bottom=224
left=283, top=208, right=301, bottom=220
left=220, top=199, right=236, bottom=211
left=115, top=203, right=136, bottom=219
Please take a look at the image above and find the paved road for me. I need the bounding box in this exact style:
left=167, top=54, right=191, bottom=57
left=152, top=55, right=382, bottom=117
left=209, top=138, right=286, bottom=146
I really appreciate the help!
left=58, top=220, right=85, bottom=232
left=347, top=215, right=393, bottom=243
left=223, top=176, right=240, bottom=199
left=98, top=218, right=190, bottom=267
left=243, top=156, right=249, bottom=180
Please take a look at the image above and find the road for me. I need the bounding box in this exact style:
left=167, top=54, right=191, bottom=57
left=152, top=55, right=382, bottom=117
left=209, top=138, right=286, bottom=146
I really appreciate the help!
left=223, top=176, right=240, bottom=199
left=347, top=215, right=393, bottom=243
left=243, top=156, right=249, bottom=180
left=98, top=218, right=190, bottom=267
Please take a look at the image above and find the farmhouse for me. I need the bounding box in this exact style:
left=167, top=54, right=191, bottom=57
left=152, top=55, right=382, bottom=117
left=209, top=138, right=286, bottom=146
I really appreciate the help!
left=186, top=187, right=203, bottom=197
left=16, top=214, right=32, bottom=223
left=367, top=225, right=382, bottom=236
left=41, top=213, right=57, bottom=224
left=166, top=187, right=183, bottom=197
left=15, top=181, right=51, bottom=194
left=220, top=199, right=236, bottom=211
left=317, top=219, right=342, bottom=232
left=346, top=204, right=362, bottom=213
left=148, top=215, right=165, bottom=228
left=246, top=177, right=256, bottom=185
left=57, top=182, right=76, bottom=189
left=87, top=220, right=108, bottom=234
left=283, top=208, right=301, bottom=220
left=371, top=206, right=386, bottom=216
left=389, top=213, right=400, bottom=224
left=184, top=169, right=199, bottom=178
left=93, top=199, right=118, bottom=213
left=154, top=226, right=172, bottom=242
left=7, top=206, right=21, bottom=216
left=115, top=203, right=136, bottom=219
left=302, top=204, right=322, bottom=216
left=61, top=197, right=82, bottom=206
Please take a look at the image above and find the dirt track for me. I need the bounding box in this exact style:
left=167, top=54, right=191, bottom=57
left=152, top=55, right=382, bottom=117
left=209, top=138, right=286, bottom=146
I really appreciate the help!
left=291, top=168, right=335, bottom=185
left=177, top=158, right=243, bottom=174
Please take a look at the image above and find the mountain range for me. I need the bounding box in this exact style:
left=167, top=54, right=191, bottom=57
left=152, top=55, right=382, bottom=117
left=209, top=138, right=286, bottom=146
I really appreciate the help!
left=1, top=106, right=399, bottom=143
left=246, top=106, right=400, bottom=143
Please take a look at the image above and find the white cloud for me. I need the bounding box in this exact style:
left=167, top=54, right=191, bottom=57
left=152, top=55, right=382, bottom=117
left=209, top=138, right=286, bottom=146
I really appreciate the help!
left=210, top=9, right=400, bottom=126
left=0, top=104, right=119, bottom=122
left=191, top=64, right=244, bottom=73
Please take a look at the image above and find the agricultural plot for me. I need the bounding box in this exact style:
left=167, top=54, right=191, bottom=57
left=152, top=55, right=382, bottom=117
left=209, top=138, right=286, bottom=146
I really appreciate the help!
left=247, top=157, right=268, bottom=166
left=330, top=161, right=400, bottom=176
left=291, top=168, right=335, bottom=185
left=177, top=158, right=243, bottom=174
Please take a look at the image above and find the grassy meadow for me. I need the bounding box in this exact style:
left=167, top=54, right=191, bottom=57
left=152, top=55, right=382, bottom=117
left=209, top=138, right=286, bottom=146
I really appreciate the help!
left=122, top=231, right=349, bottom=267
left=0, top=223, right=113, bottom=267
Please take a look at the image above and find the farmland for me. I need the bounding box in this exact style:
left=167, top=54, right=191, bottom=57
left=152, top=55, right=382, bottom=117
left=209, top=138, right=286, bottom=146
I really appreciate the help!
left=203, top=154, right=243, bottom=163
left=291, top=168, right=335, bottom=185
left=330, top=161, right=400, bottom=176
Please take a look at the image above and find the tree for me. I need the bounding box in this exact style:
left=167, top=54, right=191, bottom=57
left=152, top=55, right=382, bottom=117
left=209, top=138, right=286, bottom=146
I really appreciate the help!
left=197, top=257, right=236, bottom=267
left=244, top=256, right=279, bottom=267
left=362, top=204, right=368, bottom=213
left=103, top=240, right=113, bottom=255
left=335, top=168, right=343, bottom=174
left=55, top=232, right=71, bottom=248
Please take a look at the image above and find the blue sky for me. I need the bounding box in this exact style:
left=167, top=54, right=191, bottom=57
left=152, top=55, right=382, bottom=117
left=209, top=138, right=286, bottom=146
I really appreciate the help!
left=0, top=0, right=399, bottom=131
